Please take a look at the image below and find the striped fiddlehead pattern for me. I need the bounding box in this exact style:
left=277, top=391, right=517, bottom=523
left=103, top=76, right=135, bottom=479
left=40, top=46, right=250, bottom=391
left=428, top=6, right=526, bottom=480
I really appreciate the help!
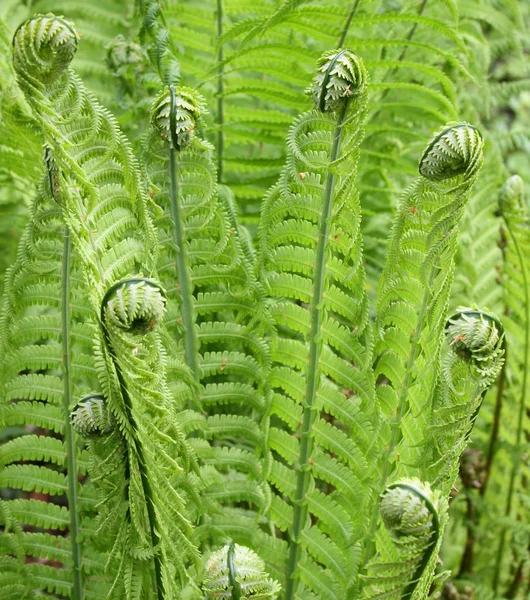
left=373, top=123, right=484, bottom=489
left=12, top=15, right=198, bottom=598
left=0, top=154, right=107, bottom=597
left=147, top=84, right=273, bottom=550
left=363, top=480, right=442, bottom=600
left=202, top=543, right=281, bottom=599
left=425, top=308, right=504, bottom=491
left=259, top=49, right=376, bottom=599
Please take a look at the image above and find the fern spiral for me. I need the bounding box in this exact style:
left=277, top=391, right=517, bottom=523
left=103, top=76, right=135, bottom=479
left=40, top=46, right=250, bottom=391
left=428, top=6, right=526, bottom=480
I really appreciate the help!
left=101, top=277, right=166, bottom=335
left=12, top=15, right=78, bottom=85
left=151, top=85, right=205, bottom=151
left=71, top=394, right=114, bottom=438
left=445, top=308, right=505, bottom=385
left=203, top=543, right=281, bottom=600
left=364, top=480, right=441, bottom=600
left=419, top=124, right=483, bottom=185
left=309, top=48, right=368, bottom=113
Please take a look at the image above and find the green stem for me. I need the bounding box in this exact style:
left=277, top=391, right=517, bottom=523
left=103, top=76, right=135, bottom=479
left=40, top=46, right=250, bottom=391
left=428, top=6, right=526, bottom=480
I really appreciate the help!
left=101, top=320, right=165, bottom=600
left=284, top=101, right=348, bottom=600
left=216, top=0, right=224, bottom=183
left=169, top=148, right=202, bottom=404
left=493, top=216, right=529, bottom=592
left=227, top=543, right=242, bottom=600
left=338, top=0, right=361, bottom=47
left=62, top=229, right=83, bottom=600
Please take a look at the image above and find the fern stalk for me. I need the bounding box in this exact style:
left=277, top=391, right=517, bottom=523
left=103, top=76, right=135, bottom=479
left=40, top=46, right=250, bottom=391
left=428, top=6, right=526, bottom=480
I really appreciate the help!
left=169, top=146, right=201, bottom=385
left=284, top=94, right=348, bottom=600
left=337, top=0, right=361, bottom=47
left=61, top=228, right=83, bottom=600
left=493, top=176, right=530, bottom=593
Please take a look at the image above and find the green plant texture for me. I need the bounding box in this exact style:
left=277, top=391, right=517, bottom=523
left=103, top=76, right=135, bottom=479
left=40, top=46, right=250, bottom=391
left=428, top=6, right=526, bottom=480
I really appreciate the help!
left=0, top=2, right=528, bottom=600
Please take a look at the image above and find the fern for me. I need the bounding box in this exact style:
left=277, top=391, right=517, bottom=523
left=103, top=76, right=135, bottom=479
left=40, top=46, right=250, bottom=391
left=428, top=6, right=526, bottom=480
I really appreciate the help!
left=258, top=49, right=376, bottom=599
left=145, top=83, right=273, bottom=550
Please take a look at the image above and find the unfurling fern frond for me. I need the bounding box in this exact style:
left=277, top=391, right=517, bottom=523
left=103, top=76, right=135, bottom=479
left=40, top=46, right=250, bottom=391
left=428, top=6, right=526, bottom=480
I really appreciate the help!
left=202, top=543, right=281, bottom=600
left=70, top=393, right=114, bottom=438
left=373, top=122, right=484, bottom=486
left=425, top=308, right=504, bottom=491
left=146, top=84, right=273, bottom=551
left=363, top=479, right=442, bottom=600
left=259, top=49, right=376, bottom=599
left=0, top=152, right=108, bottom=597
left=11, top=14, right=199, bottom=598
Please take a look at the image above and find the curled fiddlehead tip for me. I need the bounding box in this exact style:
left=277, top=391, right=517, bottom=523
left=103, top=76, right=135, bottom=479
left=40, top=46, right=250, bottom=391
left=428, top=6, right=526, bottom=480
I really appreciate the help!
left=101, top=277, right=166, bottom=334
left=445, top=307, right=504, bottom=383
left=71, top=394, right=113, bottom=438
left=203, top=543, right=281, bottom=599
left=309, top=48, right=367, bottom=113
left=381, top=479, right=440, bottom=541
left=106, top=35, right=146, bottom=77
left=499, top=174, right=525, bottom=214
left=419, top=123, right=483, bottom=183
left=150, top=85, right=206, bottom=151
left=12, top=14, right=78, bottom=85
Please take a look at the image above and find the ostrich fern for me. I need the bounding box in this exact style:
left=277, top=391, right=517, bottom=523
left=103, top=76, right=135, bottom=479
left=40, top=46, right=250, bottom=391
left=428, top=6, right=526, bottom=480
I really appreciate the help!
left=0, top=4, right=528, bottom=600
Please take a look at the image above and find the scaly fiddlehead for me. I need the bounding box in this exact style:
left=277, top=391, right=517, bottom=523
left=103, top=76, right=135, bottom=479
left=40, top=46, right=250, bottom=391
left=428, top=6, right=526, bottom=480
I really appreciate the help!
left=203, top=543, right=281, bottom=600
left=260, top=49, right=375, bottom=599
left=363, top=480, right=442, bottom=600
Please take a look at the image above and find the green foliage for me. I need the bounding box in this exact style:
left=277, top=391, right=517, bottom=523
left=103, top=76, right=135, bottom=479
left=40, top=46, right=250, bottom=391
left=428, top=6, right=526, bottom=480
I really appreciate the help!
left=0, top=3, right=528, bottom=600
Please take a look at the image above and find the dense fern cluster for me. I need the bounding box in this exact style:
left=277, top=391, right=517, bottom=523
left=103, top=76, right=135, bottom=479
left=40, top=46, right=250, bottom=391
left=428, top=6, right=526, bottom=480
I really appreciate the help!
left=0, top=2, right=528, bottom=600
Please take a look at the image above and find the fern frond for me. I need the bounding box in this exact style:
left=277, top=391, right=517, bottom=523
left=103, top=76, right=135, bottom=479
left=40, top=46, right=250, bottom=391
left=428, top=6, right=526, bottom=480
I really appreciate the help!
left=259, top=49, right=375, bottom=600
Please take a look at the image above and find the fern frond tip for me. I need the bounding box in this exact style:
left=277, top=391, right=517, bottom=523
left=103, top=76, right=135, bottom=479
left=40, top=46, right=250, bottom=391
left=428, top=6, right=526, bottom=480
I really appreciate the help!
left=151, top=85, right=206, bottom=151
left=71, top=394, right=114, bottom=438
left=13, top=14, right=78, bottom=85
left=309, top=48, right=367, bottom=113
left=419, top=123, right=483, bottom=183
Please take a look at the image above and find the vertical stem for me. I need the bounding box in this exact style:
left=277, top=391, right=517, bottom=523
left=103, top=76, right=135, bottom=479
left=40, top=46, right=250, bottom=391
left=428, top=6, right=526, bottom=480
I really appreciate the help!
left=62, top=229, right=83, bottom=600
left=338, top=0, right=361, bottom=47
left=284, top=101, right=348, bottom=600
left=494, top=217, right=529, bottom=592
left=169, top=148, right=201, bottom=384
left=458, top=491, right=476, bottom=576
left=216, top=0, right=224, bottom=183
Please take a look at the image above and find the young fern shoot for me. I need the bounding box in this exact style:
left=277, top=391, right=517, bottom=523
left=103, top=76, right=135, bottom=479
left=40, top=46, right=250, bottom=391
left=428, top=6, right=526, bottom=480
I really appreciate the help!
left=11, top=15, right=198, bottom=598
left=147, top=84, right=274, bottom=550
left=259, top=49, right=376, bottom=599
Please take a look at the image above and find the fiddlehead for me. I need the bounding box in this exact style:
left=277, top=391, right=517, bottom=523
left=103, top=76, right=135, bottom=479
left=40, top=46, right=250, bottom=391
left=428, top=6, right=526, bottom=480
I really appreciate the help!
left=364, top=480, right=442, bottom=600
left=12, top=15, right=78, bottom=86
left=203, top=543, right=281, bottom=599
left=151, top=84, right=205, bottom=151
left=71, top=394, right=114, bottom=438
left=373, top=123, right=484, bottom=489
left=101, top=277, right=166, bottom=334
left=309, top=48, right=368, bottom=113
left=445, top=308, right=505, bottom=387
left=146, top=81, right=274, bottom=556
left=419, top=124, right=483, bottom=184
left=259, top=49, right=375, bottom=599
left=12, top=15, right=199, bottom=597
